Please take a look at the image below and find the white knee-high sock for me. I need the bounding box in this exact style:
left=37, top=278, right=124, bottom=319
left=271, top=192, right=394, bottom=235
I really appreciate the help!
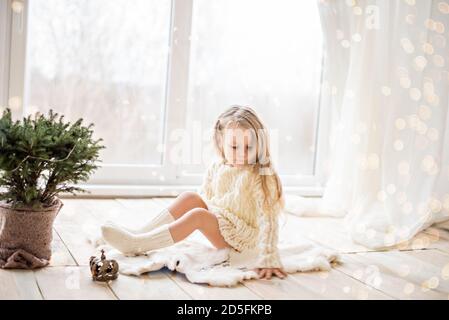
left=101, top=223, right=175, bottom=255
left=106, top=208, right=175, bottom=235
left=134, top=208, right=175, bottom=234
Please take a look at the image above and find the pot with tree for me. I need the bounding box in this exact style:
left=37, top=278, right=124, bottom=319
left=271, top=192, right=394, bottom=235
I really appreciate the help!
left=0, top=108, right=105, bottom=268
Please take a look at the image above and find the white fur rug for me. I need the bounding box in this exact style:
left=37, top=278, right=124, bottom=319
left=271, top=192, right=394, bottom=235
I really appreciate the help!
left=88, top=232, right=339, bottom=287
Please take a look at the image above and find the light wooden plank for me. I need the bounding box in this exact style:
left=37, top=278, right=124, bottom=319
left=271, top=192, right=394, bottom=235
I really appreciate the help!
left=34, top=266, right=117, bottom=300
left=70, top=199, right=131, bottom=223
left=76, top=199, right=153, bottom=232
left=50, top=229, right=77, bottom=266
left=54, top=198, right=100, bottom=227
left=273, top=212, right=389, bottom=299
left=53, top=224, right=97, bottom=266
left=406, top=249, right=449, bottom=268
left=0, top=270, right=42, bottom=300
left=115, top=198, right=166, bottom=213
left=422, top=226, right=449, bottom=254
left=48, top=198, right=447, bottom=300
left=114, top=198, right=170, bottom=230
left=289, top=270, right=392, bottom=300
left=53, top=205, right=99, bottom=266
left=87, top=199, right=259, bottom=299
left=108, top=270, right=192, bottom=300
left=152, top=197, right=174, bottom=208
left=78, top=199, right=174, bottom=253
left=243, top=276, right=323, bottom=299
left=336, top=250, right=449, bottom=299
left=284, top=213, right=445, bottom=254
left=54, top=199, right=128, bottom=266
left=282, top=214, right=372, bottom=253
left=391, top=229, right=444, bottom=252
left=167, top=271, right=261, bottom=300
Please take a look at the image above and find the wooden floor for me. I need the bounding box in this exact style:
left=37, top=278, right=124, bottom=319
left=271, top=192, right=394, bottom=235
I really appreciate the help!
left=1, top=198, right=449, bottom=300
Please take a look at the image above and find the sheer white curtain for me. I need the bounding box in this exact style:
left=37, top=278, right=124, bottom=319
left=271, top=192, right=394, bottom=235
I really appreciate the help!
left=285, top=0, right=449, bottom=248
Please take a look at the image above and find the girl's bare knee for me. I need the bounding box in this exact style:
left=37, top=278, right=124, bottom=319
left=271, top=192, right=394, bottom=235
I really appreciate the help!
left=179, top=191, right=197, bottom=200
left=179, top=191, right=207, bottom=209
left=185, top=208, right=213, bottom=229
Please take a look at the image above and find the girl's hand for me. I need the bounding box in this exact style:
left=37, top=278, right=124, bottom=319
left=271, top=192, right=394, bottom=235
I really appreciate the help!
left=255, top=267, right=287, bottom=280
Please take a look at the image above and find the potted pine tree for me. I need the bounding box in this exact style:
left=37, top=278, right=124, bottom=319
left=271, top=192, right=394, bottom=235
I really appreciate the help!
left=0, top=108, right=105, bottom=268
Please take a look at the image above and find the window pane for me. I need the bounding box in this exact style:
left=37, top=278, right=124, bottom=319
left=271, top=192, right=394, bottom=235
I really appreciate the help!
left=186, top=0, right=323, bottom=175
left=24, top=0, right=172, bottom=165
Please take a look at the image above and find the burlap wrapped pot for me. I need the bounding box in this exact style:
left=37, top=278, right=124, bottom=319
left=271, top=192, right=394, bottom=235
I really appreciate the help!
left=0, top=198, right=64, bottom=269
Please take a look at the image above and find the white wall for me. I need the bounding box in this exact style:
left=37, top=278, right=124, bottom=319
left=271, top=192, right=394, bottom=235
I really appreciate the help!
left=0, top=0, right=11, bottom=107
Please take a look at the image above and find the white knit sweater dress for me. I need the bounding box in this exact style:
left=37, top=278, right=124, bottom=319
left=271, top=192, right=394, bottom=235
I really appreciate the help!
left=198, top=159, right=284, bottom=269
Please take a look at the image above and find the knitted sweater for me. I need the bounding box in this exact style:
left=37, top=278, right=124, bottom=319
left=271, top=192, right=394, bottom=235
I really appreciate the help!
left=198, top=159, right=284, bottom=269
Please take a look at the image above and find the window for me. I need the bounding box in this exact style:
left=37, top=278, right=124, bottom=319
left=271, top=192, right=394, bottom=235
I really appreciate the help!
left=25, top=0, right=172, bottom=167
left=5, top=0, right=325, bottom=195
left=184, top=0, right=323, bottom=177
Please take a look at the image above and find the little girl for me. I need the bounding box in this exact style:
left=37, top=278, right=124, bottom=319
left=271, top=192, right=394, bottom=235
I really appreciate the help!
left=101, top=105, right=287, bottom=280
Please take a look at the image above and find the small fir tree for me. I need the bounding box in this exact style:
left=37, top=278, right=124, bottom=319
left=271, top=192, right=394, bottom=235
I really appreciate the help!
left=0, top=108, right=105, bottom=209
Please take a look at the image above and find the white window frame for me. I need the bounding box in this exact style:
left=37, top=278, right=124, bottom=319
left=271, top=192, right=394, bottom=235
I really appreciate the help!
left=4, top=0, right=328, bottom=197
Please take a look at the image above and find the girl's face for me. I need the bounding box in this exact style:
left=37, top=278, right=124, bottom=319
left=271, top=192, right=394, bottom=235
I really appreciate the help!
left=222, top=124, right=258, bottom=167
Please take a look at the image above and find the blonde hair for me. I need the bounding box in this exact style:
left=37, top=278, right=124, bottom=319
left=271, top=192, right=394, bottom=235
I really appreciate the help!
left=212, top=105, right=284, bottom=212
